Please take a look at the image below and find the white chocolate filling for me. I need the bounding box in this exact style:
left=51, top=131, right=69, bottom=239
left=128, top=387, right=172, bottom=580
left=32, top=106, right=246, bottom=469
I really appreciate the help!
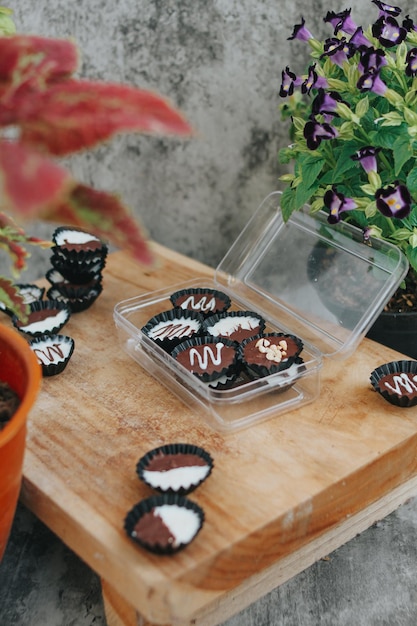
left=208, top=316, right=260, bottom=337
left=153, top=504, right=201, bottom=547
left=18, top=309, right=69, bottom=334
left=143, top=465, right=210, bottom=491
left=55, top=230, right=100, bottom=246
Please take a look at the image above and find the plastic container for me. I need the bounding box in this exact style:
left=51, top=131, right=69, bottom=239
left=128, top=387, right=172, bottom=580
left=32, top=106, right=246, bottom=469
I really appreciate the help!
left=113, top=192, right=408, bottom=433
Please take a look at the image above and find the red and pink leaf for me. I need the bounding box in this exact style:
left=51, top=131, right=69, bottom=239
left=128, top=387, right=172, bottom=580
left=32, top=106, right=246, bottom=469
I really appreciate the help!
left=44, top=183, right=154, bottom=265
left=0, top=34, right=78, bottom=84
left=0, top=140, right=73, bottom=217
left=18, top=79, right=193, bottom=156
left=0, top=277, right=29, bottom=320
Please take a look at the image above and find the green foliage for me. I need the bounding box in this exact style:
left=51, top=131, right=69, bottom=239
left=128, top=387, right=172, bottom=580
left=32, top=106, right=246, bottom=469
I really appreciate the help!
left=278, top=2, right=417, bottom=269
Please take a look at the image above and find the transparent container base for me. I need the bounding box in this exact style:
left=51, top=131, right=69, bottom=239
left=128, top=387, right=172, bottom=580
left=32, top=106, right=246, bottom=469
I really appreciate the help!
left=114, top=279, right=322, bottom=433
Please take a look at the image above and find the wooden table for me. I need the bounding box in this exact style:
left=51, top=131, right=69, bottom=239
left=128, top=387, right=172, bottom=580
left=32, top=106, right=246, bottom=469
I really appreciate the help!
left=16, top=244, right=417, bottom=626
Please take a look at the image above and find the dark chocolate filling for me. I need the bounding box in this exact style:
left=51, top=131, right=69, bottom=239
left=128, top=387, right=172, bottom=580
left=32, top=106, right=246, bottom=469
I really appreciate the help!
left=175, top=342, right=236, bottom=374
left=146, top=452, right=207, bottom=472
left=16, top=308, right=62, bottom=327
left=133, top=509, right=175, bottom=547
left=378, top=371, right=417, bottom=399
left=174, top=293, right=227, bottom=314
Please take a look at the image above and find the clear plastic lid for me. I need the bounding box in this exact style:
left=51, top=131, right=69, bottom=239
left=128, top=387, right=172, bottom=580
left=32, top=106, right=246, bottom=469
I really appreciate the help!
left=215, top=192, right=409, bottom=360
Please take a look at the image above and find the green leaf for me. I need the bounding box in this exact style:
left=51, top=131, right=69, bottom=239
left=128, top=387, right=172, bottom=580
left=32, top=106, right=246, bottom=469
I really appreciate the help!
left=295, top=179, right=319, bottom=208
left=280, top=186, right=298, bottom=221
left=371, top=124, right=404, bottom=148
left=355, top=96, right=369, bottom=118
left=360, top=183, right=376, bottom=195
left=405, top=243, right=417, bottom=273
left=381, top=112, right=403, bottom=126
left=392, top=228, right=413, bottom=241
left=298, top=154, right=325, bottom=188
left=406, top=169, right=417, bottom=197
left=393, top=134, right=413, bottom=176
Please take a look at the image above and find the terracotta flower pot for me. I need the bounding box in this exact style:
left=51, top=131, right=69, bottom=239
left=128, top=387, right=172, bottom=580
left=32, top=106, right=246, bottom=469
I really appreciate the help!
left=0, top=324, right=41, bottom=561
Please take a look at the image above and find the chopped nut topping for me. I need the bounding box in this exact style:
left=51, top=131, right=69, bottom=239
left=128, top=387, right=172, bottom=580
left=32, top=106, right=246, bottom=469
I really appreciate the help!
left=255, top=338, right=287, bottom=363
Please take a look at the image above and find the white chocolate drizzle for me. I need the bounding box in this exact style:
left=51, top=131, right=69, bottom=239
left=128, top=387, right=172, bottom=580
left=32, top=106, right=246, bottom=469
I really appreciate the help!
left=180, top=295, right=217, bottom=312
left=189, top=343, right=224, bottom=370
left=383, top=372, right=417, bottom=396
left=33, top=339, right=72, bottom=365
left=149, top=318, right=200, bottom=340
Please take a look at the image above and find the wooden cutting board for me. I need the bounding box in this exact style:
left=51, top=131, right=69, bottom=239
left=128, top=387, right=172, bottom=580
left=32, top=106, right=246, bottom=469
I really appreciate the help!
left=16, top=244, right=417, bottom=626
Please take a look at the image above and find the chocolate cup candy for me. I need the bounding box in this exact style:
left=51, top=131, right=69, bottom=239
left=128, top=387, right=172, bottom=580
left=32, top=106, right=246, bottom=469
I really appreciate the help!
left=202, top=310, right=265, bottom=343
left=12, top=300, right=71, bottom=337
left=124, top=494, right=204, bottom=554
left=46, top=268, right=102, bottom=299
left=47, top=284, right=103, bottom=313
left=239, top=332, right=304, bottom=378
left=52, top=226, right=108, bottom=262
left=15, top=284, right=45, bottom=304
left=370, top=360, right=417, bottom=407
left=0, top=284, right=45, bottom=317
left=50, top=253, right=106, bottom=284
left=29, top=334, right=75, bottom=377
left=171, top=336, right=239, bottom=383
left=170, top=287, right=231, bottom=317
left=136, top=443, right=214, bottom=495
left=141, top=309, right=203, bottom=353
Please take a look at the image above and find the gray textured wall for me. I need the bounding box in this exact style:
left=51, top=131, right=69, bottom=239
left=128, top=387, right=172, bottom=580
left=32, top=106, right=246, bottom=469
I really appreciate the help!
left=8, top=0, right=416, bottom=267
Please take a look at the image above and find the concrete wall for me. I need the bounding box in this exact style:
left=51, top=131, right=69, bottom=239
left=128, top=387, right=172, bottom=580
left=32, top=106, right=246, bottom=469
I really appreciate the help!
left=9, top=0, right=416, bottom=267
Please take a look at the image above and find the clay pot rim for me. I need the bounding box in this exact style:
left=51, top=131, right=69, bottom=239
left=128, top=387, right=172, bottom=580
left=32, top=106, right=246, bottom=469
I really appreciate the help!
left=0, top=324, right=41, bottom=446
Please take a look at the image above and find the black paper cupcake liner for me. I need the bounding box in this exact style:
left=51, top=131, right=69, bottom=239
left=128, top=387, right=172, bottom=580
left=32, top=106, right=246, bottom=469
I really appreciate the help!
left=124, top=494, right=204, bottom=554
left=15, top=283, right=45, bottom=304
left=202, top=310, right=266, bottom=343
left=52, top=226, right=108, bottom=262
left=136, top=443, right=214, bottom=495
left=0, top=284, right=45, bottom=317
left=171, top=336, right=239, bottom=383
left=370, top=360, right=417, bottom=407
left=50, top=252, right=106, bottom=283
left=141, top=309, right=203, bottom=353
left=12, top=299, right=71, bottom=337
left=47, top=284, right=103, bottom=313
left=46, top=268, right=102, bottom=299
left=29, top=334, right=75, bottom=376
left=207, top=367, right=254, bottom=390
left=239, top=332, right=304, bottom=378
left=170, top=287, right=231, bottom=317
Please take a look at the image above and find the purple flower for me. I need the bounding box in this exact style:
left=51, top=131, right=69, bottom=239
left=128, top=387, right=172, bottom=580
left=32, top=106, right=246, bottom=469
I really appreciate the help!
left=321, top=37, right=354, bottom=67
left=357, top=70, right=387, bottom=95
left=311, top=89, right=344, bottom=115
left=372, top=1, right=402, bottom=18
left=372, top=15, right=407, bottom=47
left=304, top=118, right=338, bottom=150
left=288, top=17, right=313, bottom=41
left=349, top=27, right=372, bottom=49
left=324, top=9, right=357, bottom=35
left=375, top=183, right=412, bottom=218
left=324, top=187, right=358, bottom=224
left=351, top=146, right=381, bottom=173
left=358, top=47, right=387, bottom=74
left=403, top=15, right=417, bottom=33
left=279, top=66, right=301, bottom=97
left=301, top=64, right=328, bottom=95
left=406, top=48, right=417, bottom=77
left=363, top=226, right=381, bottom=242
